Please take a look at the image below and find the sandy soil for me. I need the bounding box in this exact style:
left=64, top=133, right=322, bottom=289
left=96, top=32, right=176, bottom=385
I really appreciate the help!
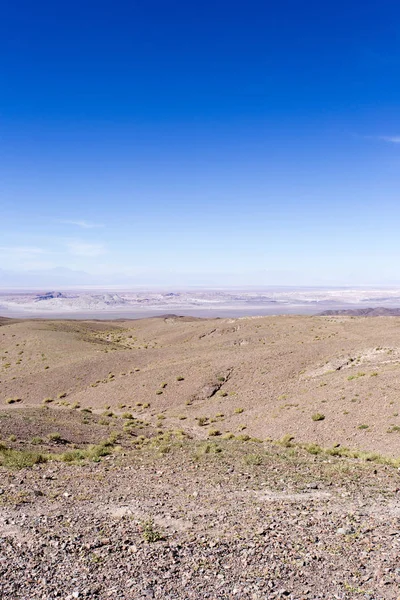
left=2, top=315, right=400, bottom=599
left=2, top=315, right=400, bottom=455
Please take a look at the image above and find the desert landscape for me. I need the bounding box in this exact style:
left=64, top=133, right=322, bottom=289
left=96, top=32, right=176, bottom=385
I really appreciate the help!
left=3, top=287, right=400, bottom=318
left=1, top=313, right=400, bottom=599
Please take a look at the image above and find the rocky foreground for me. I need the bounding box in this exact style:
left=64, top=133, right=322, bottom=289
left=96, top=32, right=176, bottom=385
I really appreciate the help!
left=1, top=439, right=400, bottom=600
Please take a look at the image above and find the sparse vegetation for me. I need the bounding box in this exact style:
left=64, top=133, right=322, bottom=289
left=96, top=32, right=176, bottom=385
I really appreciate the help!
left=312, top=413, right=325, bottom=421
left=244, top=453, right=263, bottom=465
left=208, top=428, right=221, bottom=437
left=141, top=519, right=163, bottom=543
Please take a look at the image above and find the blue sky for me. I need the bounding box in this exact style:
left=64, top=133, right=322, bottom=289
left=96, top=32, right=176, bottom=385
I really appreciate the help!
left=1, top=0, right=400, bottom=287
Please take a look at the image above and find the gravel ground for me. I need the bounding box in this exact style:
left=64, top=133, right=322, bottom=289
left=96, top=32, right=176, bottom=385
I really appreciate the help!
left=1, top=440, right=400, bottom=600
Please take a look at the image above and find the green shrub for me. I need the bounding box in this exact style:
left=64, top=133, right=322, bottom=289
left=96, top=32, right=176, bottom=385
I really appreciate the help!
left=236, top=434, right=251, bottom=442
left=279, top=434, right=294, bottom=447
left=312, top=413, right=325, bottom=421
left=244, top=453, right=263, bottom=465
left=208, top=428, right=221, bottom=437
left=0, top=446, right=47, bottom=469
left=141, top=519, right=163, bottom=542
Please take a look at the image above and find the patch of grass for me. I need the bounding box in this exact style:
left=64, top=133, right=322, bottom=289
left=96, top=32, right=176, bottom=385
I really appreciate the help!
left=48, top=432, right=61, bottom=442
left=196, top=442, right=222, bottom=456
left=234, top=407, right=244, bottom=414
left=387, top=425, right=400, bottom=433
left=303, top=442, right=323, bottom=455
left=208, top=428, right=221, bottom=437
left=347, top=372, right=365, bottom=381
left=236, top=434, right=251, bottom=442
left=176, top=376, right=184, bottom=381
left=141, top=519, right=163, bottom=543
left=196, top=416, right=208, bottom=426
left=57, top=392, right=67, bottom=399
left=311, top=413, right=325, bottom=421
left=0, top=446, right=48, bottom=469
left=295, top=441, right=400, bottom=467
left=244, top=453, right=263, bottom=465
left=43, top=397, right=53, bottom=404
left=358, top=424, right=369, bottom=430
left=221, top=432, right=235, bottom=440
left=31, top=437, right=43, bottom=445
left=59, top=441, right=113, bottom=463
left=102, top=410, right=114, bottom=417
left=279, top=434, right=294, bottom=447
left=156, top=390, right=163, bottom=395
left=122, top=412, right=134, bottom=419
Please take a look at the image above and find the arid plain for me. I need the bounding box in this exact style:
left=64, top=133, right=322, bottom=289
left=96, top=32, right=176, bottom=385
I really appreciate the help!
left=1, top=314, right=400, bottom=599
left=2, top=314, right=400, bottom=454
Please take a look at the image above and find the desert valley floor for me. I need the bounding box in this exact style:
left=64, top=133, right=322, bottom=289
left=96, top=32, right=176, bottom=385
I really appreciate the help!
left=1, top=314, right=400, bottom=599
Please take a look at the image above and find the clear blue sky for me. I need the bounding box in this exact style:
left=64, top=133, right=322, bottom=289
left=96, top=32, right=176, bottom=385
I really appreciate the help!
left=1, top=0, right=400, bottom=287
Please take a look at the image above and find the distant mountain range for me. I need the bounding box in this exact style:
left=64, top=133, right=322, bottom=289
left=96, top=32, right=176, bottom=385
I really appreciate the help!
left=320, top=307, right=400, bottom=316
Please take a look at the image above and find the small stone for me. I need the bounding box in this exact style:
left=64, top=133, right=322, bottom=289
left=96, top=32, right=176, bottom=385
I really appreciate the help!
left=337, top=527, right=354, bottom=535
left=307, top=482, right=318, bottom=489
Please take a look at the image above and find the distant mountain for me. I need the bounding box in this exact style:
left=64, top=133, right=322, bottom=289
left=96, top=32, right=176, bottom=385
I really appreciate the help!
left=35, top=291, right=68, bottom=301
left=320, top=307, right=400, bottom=317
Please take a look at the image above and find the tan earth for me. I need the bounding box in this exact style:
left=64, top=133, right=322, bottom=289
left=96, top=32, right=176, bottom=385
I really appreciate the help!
left=2, top=314, right=400, bottom=455
left=1, top=314, right=400, bottom=599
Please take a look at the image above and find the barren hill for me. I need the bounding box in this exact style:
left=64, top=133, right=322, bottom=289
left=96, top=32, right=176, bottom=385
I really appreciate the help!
left=320, top=306, right=400, bottom=317
left=2, top=314, right=400, bottom=456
